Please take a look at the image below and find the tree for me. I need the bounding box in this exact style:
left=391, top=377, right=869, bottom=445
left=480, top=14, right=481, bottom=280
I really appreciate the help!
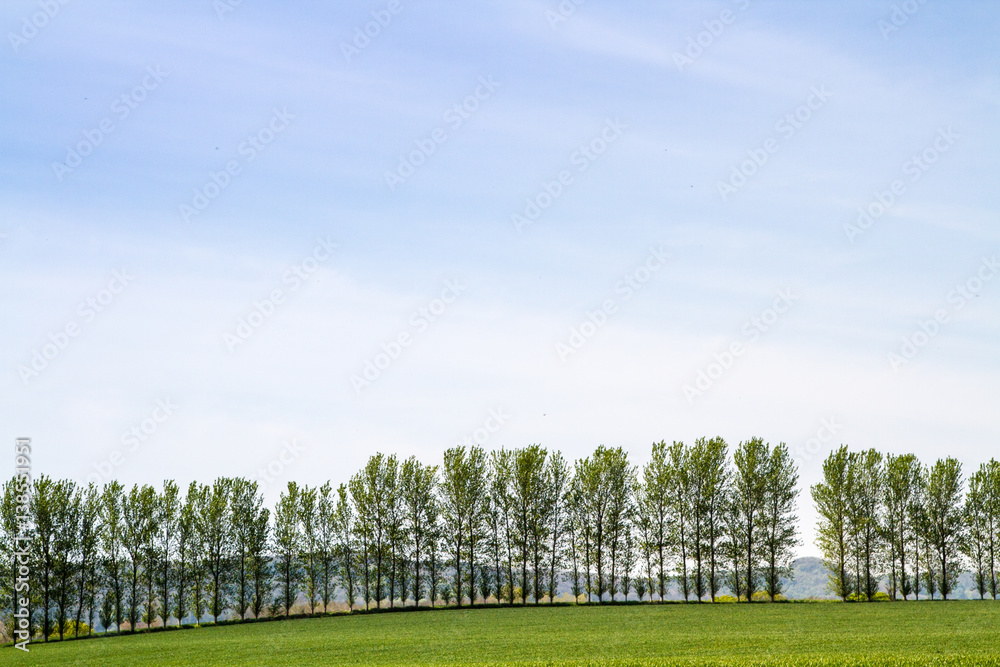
left=350, top=454, right=397, bottom=608
left=441, top=446, right=487, bottom=606
left=175, top=483, right=198, bottom=624
left=201, top=479, right=232, bottom=622
left=485, top=450, right=510, bottom=604
left=248, top=494, right=271, bottom=619
left=333, top=484, right=357, bottom=610
left=602, top=447, right=635, bottom=602
left=273, top=482, right=302, bottom=616
left=666, top=441, right=693, bottom=601
left=909, top=466, right=929, bottom=599
left=230, top=478, right=264, bottom=619
left=156, top=480, right=179, bottom=626
left=74, top=483, right=101, bottom=636
left=986, top=460, right=1000, bottom=600
left=883, top=453, right=921, bottom=599
left=925, top=458, right=965, bottom=600
left=761, top=443, right=799, bottom=601
left=732, top=438, right=770, bottom=602
left=510, top=445, right=548, bottom=604
left=698, top=437, right=729, bottom=602
left=316, top=482, right=337, bottom=613
left=298, top=484, right=320, bottom=614
left=813, top=446, right=852, bottom=600
left=848, top=450, right=883, bottom=601
left=640, top=442, right=670, bottom=601
left=121, top=484, right=157, bottom=631
left=965, top=467, right=991, bottom=599
left=52, top=480, right=79, bottom=640
left=99, top=481, right=125, bottom=630
left=31, top=476, right=59, bottom=640
left=546, top=452, right=570, bottom=604
left=401, top=457, right=438, bottom=607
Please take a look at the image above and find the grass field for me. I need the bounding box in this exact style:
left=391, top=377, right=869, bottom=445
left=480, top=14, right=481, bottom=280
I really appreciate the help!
left=8, top=602, right=1000, bottom=666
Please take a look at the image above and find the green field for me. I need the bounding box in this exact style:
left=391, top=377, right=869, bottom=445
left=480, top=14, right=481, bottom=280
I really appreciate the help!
left=9, top=602, right=1000, bottom=666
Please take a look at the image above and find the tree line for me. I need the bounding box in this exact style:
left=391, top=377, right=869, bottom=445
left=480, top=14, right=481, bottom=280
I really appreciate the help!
left=812, top=449, right=999, bottom=601
left=1, top=438, right=801, bottom=641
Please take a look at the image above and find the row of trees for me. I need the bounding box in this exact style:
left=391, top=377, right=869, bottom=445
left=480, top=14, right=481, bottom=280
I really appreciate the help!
left=1, top=437, right=801, bottom=641
left=812, top=449, right=999, bottom=601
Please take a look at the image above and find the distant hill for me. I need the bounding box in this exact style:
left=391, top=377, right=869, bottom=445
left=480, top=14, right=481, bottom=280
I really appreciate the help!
left=779, top=557, right=990, bottom=600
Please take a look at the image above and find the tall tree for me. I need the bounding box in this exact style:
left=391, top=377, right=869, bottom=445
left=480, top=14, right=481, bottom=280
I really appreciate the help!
left=74, top=483, right=101, bottom=636
left=699, top=437, right=729, bottom=602
left=175, top=483, right=198, bottom=624
left=732, top=438, right=770, bottom=602
left=510, top=445, right=548, bottom=603
left=883, top=453, right=921, bottom=600
left=603, top=447, right=635, bottom=603
left=925, top=458, right=965, bottom=600
left=273, top=481, right=302, bottom=616
left=31, top=476, right=59, bottom=640
left=965, top=467, right=991, bottom=599
left=486, top=450, right=512, bottom=604
left=230, top=478, right=264, bottom=619
left=848, top=450, right=884, bottom=601
left=349, top=454, right=397, bottom=608
left=812, top=446, right=852, bottom=600
left=401, top=457, right=438, bottom=607
left=761, top=443, right=799, bottom=601
left=201, top=479, right=232, bottom=622
left=121, top=484, right=157, bottom=631
left=666, top=442, right=693, bottom=601
left=316, top=482, right=337, bottom=613
left=546, top=452, right=570, bottom=604
left=441, top=446, right=487, bottom=606
left=333, top=484, right=357, bottom=610
left=986, top=460, right=1000, bottom=599
left=640, top=442, right=671, bottom=601
left=156, top=480, right=179, bottom=626
left=298, top=485, right=320, bottom=614
left=99, top=481, right=125, bottom=630
left=51, top=480, right=79, bottom=640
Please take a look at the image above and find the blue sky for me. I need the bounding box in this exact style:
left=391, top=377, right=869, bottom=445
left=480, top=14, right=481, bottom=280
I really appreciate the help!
left=2, top=0, right=998, bottom=556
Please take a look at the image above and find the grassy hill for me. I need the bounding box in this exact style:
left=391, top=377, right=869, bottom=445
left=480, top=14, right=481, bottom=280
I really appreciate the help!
left=11, top=600, right=1000, bottom=666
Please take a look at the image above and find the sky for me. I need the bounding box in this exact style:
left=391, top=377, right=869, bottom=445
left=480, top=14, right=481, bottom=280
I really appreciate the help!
left=2, top=0, right=998, bottom=558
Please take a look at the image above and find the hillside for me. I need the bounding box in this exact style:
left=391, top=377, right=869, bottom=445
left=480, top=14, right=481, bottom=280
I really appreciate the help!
left=15, top=602, right=1000, bottom=666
